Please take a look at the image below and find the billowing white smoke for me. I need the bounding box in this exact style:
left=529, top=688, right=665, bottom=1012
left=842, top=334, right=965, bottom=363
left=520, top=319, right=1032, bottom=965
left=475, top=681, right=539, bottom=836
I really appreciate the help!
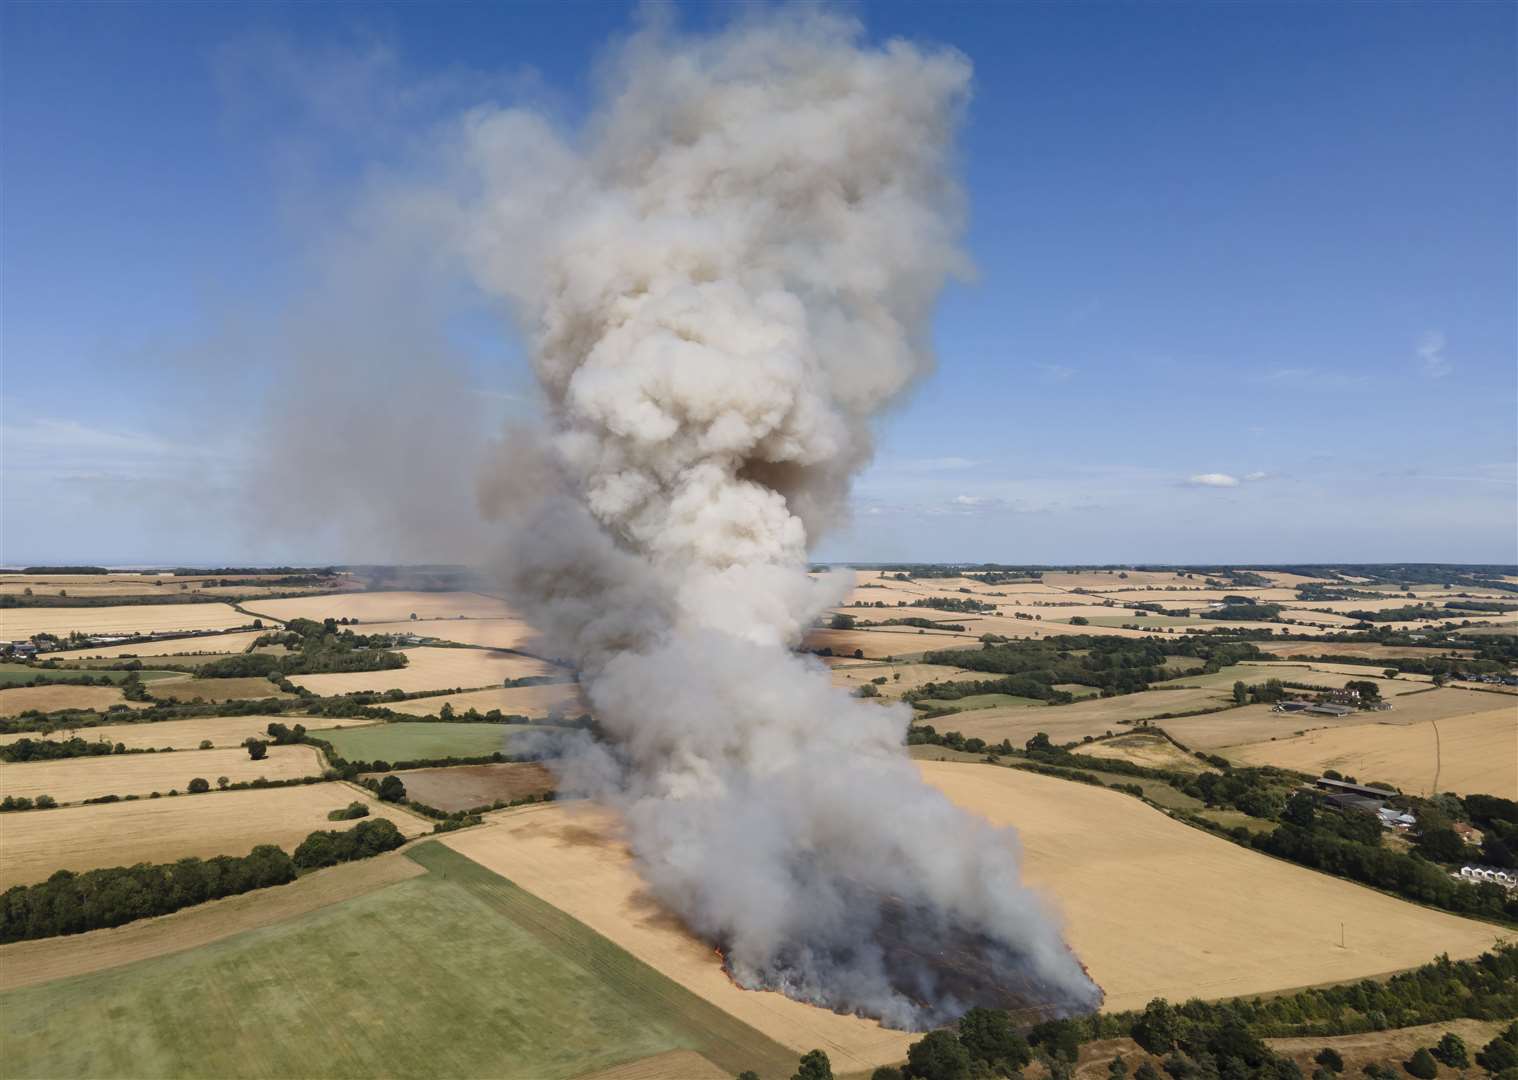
left=453, top=10, right=1101, bottom=1027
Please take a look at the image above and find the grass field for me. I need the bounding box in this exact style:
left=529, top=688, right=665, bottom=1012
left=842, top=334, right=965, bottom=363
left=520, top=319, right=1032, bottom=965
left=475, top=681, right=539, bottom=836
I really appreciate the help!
left=288, top=646, right=559, bottom=695
left=242, top=590, right=518, bottom=625
left=938, top=687, right=1232, bottom=748
left=0, top=715, right=370, bottom=751
left=364, top=763, right=556, bottom=812
left=308, top=721, right=537, bottom=762
left=0, top=784, right=429, bottom=889
left=0, top=684, right=147, bottom=717
left=383, top=681, right=589, bottom=719
left=0, top=842, right=796, bottom=1080
left=1077, top=732, right=1216, bottom=774
left=146, top=676, right=294, bottom=703
left=917, top=693, right=1045, bottom=712
left=0, top=604, right=250, bottom=640
left=45, top=629, right=272, bottom=660
left=0, top=745, right=323, bottom=803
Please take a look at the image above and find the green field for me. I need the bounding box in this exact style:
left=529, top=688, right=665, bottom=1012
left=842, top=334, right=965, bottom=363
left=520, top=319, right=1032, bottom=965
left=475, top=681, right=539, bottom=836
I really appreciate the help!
left=0, top=842, right=795, bottom=1079
left=917, top=693, right=1045, bottom=712
left=309, top=721, right=538, bottom=762
left=0, top=664, right=183, bottom=686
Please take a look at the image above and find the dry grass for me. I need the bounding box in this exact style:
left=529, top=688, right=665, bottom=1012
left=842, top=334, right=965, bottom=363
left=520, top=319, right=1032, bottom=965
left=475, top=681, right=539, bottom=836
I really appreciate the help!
left=45, top=629, right=270, bottom=659
left=1266, top=1018, right=1509, bottom=1080
left=803, top=626, right=984, bottom=658
left=1226, top=705, right=1518, bottom=796
left=0, top=685, right=147, bottom=717
left=384, top=682, right=588, bottom=719
left=366, top=763, right=556, bottom=813
left=1251, top=641, right=1474, bottom=661
left=0, top=745, right=324, bottom=803
left=942, top=688, right=1231, bottom=747
left=0, top=714, right=375, bottom=750
left=572, top=1051, right=728, bottom=1080
left=242, top=590, right=518, bottom=625
left=0, top=784, right=431, bottom=889
left=0, top=603, right=249, bottom=639
left=146, top=676, right=294, bottom=703
left=827, top=661, right=987, bottom=700
left=442, top=805, right=920, bottom=1072
left=1078, top=732, right=1215, bottom=774
left=289, top=646, right=560, bottom=696
left=359, top=618, right=541, bottom=652
left=0, top=851, right=424, bottom=991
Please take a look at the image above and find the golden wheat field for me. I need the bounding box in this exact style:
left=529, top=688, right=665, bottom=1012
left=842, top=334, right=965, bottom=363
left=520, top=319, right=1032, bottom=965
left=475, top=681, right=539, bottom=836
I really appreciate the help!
left=0, top=785, right=431, bottom=889
left=0, top=744, right=324, bottom=803
left=941, top=687, right=1231, bottom=747
left=0, top=603, right=250, bottom=640
left=383, top=681, right=588, bottom=719
left=287, top=646, right=560, bottom=695
left=0, top=714, right=372, bottom=751
left=356, top=617, right=541, bottom=652
left=43, top=629, right=270, bottom=659
left=828, top=661, right=987, bottom=699
left=242, top=590, right=517, bottom=625
left=1226, top=705, right=1518, bottom=797
left=0, top=685, right=146, bottom=717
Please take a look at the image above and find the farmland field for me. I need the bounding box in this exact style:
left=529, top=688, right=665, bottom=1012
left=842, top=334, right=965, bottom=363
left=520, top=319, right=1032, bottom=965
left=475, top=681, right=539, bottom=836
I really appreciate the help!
left=938, top=687, right=1232, bottom=747
left=288, top=646, right=559, bottom=695
left=1077, top=731, right=1215, bottom=774
left=308, top=721, right=537, bottom=762
left=802, top=625, right=985, bottom=658
left=0, top=603, right=250, bottom=639
left=827, top=660, right=987, bottom=699
left=0, top=785, right=429, bottom=889
left=242, top=590, right=518, bottom=625
left=146, top=676, right=294, bottom=703
left=44, top=629, right=271, bottom=659
left=0, top=664, right=182, bottom=686
left=358, top=617, right=540, bottom=651
left=383, top=681, right=588, bottom=719
left=916, top=692, right=1044, bottom=712
left=0, top=714, right=369, bottom=751
left=0, top=842, right=795, bottom=1080
left=0, top=684, right=147, bottom=716
left=363, top=762, right=556, bottom=812
left=0, top=745, right=323, bottom=803
left=1226, top=705, right=1518, bottom=796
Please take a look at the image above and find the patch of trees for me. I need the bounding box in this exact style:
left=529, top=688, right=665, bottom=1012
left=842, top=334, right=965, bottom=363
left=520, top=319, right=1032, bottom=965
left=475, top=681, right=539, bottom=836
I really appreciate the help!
left=0, top=794, right=58, bottom=812
left=202, top=620, right=406, bottom=677
left=1200, top=603, right=1282, bottom=621
left=1342, top=604, right=1446, bottom=623
left=291, top=818, right=405, bottom=869
left=1, top=736, right=138, bottom=762
left=857, top=616, right=969, bottom=632
left=17, top=566, right=109, bottom=574
left=907, top=596, right=997, bottom=614
left=906, top=674, right=1074, bottom=706
left=327, top=800, right=370, bottom=821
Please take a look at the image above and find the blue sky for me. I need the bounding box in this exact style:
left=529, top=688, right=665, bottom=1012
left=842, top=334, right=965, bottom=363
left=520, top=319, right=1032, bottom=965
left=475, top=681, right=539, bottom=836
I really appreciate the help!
left=3, top=1, right=1514, bottom=566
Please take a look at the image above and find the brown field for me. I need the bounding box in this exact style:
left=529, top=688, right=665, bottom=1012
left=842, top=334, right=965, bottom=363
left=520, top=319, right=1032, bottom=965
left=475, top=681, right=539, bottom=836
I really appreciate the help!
left=941, top=688, right=1232, bottom=747
left=827, top=660, right=987, bottom=700
left=288, top=646, right=561, bottom=695
left=574, top=1051, right=728, bottom=1080
left=0, top=603, right=250, bottom=640
left=0, top=714, right=375, bottom=750
left=0, top=851, right=424, bottom=991
left=384, top=682, right=588, bottom=719
left=146, top=676, right=294, bottom=703
left=0, top=684, right=146, bottom=717
left=1226, top=705, right=1518, bottom=796
left=0, top=784, right=431, bottom=889
left=364, top=762, right=556, bottom=812
left=242, top=590, right=518, bottom=625
left=45, top=629, right=270, bottom=659
left=358, top=617, right=542, bottom=652
left=444, top=768, right=1507, bottom=1070
left=0, top=744, right=324, bottom=803
left=1078, top=732, right=1215, bottom=774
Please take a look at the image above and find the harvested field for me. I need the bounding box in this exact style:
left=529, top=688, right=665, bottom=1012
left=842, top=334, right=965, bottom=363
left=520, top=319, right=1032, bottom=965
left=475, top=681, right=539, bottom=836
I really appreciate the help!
left=1266, top=1018, right=1509, bottom=1080
left=1226, top=705, right=1518, bottom=796
left=803, top=626, right=984, bottom=658
left=918, top=692, right=1044, bottom=712
left=1078, top=732, right=1215, bottom=774
left=0, top=745, right=323, bottom=803
left=0, top=684, right=146, bottom=717
left=0, top=851, right=425, bottom=991
left=827, top=661, right=987, bottom=700
left=309, top=720, right=537, bottom=762
left=0, top=785, right=430, bottom=889
left=289, top=646, right=559, bottom=695
left=0, top=842, right=795, bottom=1080
left=0, top=714, right=372, bottom=751
left=146, top=676, right=294, bottom=703
left=243, top=590, right=518, bottom=625
left=360, top=617, right=541, bottom=652
left=1153, top=663, right=1428, bottom=697
left=939, top=688, right=1232, bottom=748
left=384, top=681, right=589, bottom=719
left=0, top=603, right=249, bottom=640
left=574, top=1050, right=728, bottom=1080
left=921, top=761, right=1509, bottom=1011
left=364, top=762, right=556, bottom=812
left=442, top=805, right=919, bottom=1071
left=0, top=664, right=182, bottom=686
left=45, top=629, right=270, bottom=659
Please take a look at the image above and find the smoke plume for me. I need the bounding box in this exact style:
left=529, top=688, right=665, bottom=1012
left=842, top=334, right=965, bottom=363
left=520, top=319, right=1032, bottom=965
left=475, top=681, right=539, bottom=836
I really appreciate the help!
left=452, top=10, right=1101, bottom=1027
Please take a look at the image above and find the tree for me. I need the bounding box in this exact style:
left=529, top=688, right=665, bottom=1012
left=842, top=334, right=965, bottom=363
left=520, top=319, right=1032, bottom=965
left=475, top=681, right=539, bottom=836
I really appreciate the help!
left=830, top=613, right=856, bottom=631
left=737, top=1072, right=761, bottom=1080
left=244, top=738, right=268, bottom=761
left=870, top=1070, right=903, bottom=1080
left=1283, top=791, right=1318, bottom=829
left=377, top=775, right=406, bottom=803
left=187, top=778, right=210, bottom=794
left=1382, top=669, right=1398, bottom=680
left=1026, top=732, right=1053, bottom=753
left=1133, top=999, right=1185, bottom=1054
left=1110, top=1057, right=1129, bottom=1078
left=1415, top=826, right=1465, bottom=863
left=198, top=740, right=213, bottom=750
left=1403, top=1048, right=1437, bottom=1079
left=958, top=1007, right=1030, bottom=1069
left=1345, top=681, right=1380, bottom=702
left=34, top=795, right=56, bottom=809
left=1232, top=680, right=1248, bottom=705
left=1070, top=616, right=1089, bottom=625
left=1135, top=1065, right=1161, bottom=1080
left=409, top=612, right=418, bottom=620
left=792, top=1049, right=833, bottom=1080
left=1314, top=1049, right=1344, bottom=1074
left=906, top=1030, right=971, bottom=1080
left=217, top=776, right=230, bottom=790
left=1432, top=1033, right=1467, bottom=1069
left=856, top=683, right=879, bottom=698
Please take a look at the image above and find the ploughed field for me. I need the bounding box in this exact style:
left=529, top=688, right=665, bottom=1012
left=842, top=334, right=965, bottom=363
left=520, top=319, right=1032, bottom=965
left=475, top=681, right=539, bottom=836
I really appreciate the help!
left=363, top=762, right=557, bottom=812
left=0, top=785, right=430, bottom=889
left=308, top=721, right=538, bottom=762
left=0, top=744, right=323, bottom=804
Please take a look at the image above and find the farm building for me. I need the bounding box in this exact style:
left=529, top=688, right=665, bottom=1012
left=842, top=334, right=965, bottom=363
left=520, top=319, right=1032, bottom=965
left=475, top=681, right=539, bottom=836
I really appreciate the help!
left=1458, top=865, right=1518, bottom=889
left=1306, top=702, right=1356, bottom=717
left=1376, top=807, right=1417, bottom=831
left=1314, top=777, right=1399, bottom=800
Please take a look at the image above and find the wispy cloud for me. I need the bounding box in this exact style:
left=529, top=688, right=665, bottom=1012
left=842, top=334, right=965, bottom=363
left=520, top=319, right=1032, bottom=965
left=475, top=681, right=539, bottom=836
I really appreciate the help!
left=1416, top=331, right=1452, bottom=378
left=1243, top=471, right=1270, bottom=482
left=1187, top=473, right=1240, bottom=488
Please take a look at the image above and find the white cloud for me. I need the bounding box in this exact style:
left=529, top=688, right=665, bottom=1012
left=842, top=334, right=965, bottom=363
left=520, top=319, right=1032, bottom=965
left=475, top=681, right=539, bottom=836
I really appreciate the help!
left=1416, top=331, right=1451, bottom=378
left=1187, top=473, right=1240, bottom=488
left=1243, top=471, right=1269, bottom=482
